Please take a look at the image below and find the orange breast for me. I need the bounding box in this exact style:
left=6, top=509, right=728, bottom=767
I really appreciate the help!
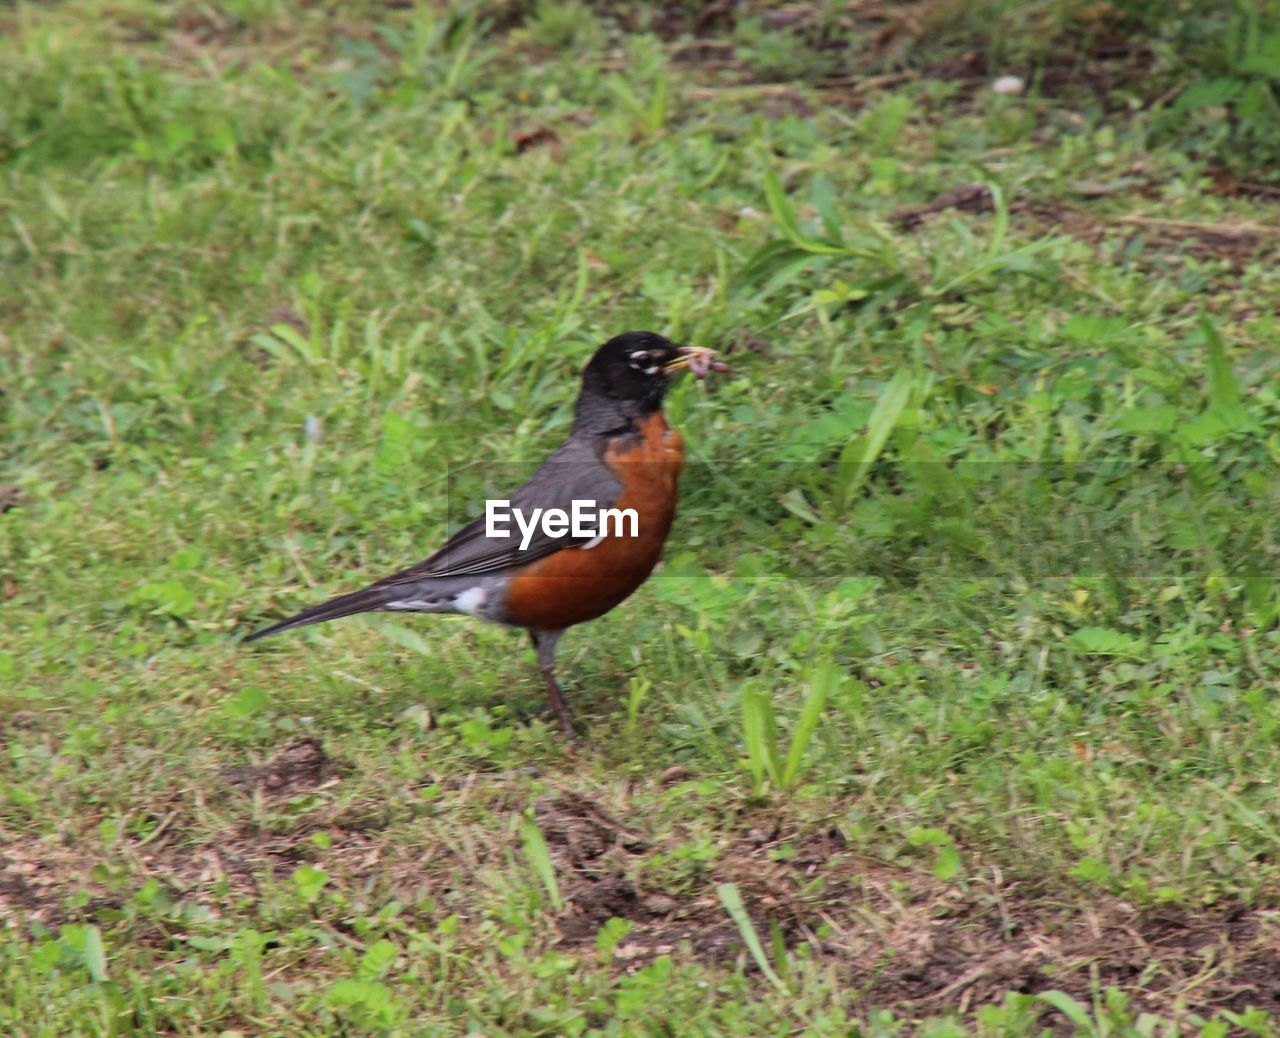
left=502, top=412, right=685, bottom=631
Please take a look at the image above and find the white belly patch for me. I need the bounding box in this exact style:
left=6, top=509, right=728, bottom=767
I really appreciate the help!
left=453, top=587, right=488, bottom=616
left=384, top=586, right=488, bottom=617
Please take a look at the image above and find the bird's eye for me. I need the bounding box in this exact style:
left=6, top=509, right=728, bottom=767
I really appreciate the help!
left=628, top=350, right=661, bottom=375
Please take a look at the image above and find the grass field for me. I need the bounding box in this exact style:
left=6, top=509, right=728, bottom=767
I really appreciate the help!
left=3, top=1, right=1280, bottom=1034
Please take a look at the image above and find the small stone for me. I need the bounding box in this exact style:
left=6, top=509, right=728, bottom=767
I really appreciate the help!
left=641, top=893, right=679, bottom=915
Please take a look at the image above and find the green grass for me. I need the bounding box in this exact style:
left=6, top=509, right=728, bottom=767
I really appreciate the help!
left=3, top=1, right=1280, bottom=1034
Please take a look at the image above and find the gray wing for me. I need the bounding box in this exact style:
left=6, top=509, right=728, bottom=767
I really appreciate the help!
left=373, top=439, right=624, bottom=586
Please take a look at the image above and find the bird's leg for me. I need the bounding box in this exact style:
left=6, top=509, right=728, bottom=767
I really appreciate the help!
left=529, top=629, right=574, bottom=737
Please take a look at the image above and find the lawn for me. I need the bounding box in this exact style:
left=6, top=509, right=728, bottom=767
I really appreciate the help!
left=3, top=1, right=1280, bottom=1034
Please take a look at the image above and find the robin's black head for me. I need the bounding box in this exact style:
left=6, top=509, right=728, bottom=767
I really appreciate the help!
left=574, top=331, right=716, bottom=431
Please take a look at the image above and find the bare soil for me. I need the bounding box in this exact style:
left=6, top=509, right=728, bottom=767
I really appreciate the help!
left=535, top=792, right=1280, bottom=1017
left=4, top=742, right=1280, bottom=1021
left=891, top=183, right=1279, bottom=278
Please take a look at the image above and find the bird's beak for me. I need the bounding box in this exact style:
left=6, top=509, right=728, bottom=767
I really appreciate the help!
left=664, top=345, right=726, bottom=377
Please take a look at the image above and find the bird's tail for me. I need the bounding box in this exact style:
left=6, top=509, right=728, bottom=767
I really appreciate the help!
left=243, top=584, right=402, bottom=643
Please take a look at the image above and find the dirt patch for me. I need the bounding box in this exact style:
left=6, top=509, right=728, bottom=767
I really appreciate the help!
left=0, top=740, right=350, bottom=929
left=1031, top=40, right=1154, bottom=103
left=0, top=866, right=41, bottom=918
left=1208, top=168, right=1280, bottom=199
left=835, top=877, right=1280, bottom=1017
left=1033, top=207, right=1277, bottom=273
left=221, top=737, right=338, bottom=797
left=0, top=827, right=132, bottom=931
left=536, top=793, right=1280, bottom=1020
left=585, top=0, right=1159, bottom=110
left=1110, top=215, right=1275, bottom=268
left=891, top=183, right=995, bottom=230
left=536, top=794, right=666, bottom=946
left=893, top=185, right=1278, bottom=273
left=7, top=774, right=1280, bottom=1024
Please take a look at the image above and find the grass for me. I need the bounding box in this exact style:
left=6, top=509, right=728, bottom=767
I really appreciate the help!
left=3, top=0, right=1280, bottom=1034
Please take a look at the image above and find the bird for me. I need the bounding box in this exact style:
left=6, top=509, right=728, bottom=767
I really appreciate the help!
left=244, top=331, right=728, bottom=737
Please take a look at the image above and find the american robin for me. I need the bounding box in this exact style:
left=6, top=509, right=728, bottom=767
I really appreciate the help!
left=245, top=331, right=727, bottom=736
